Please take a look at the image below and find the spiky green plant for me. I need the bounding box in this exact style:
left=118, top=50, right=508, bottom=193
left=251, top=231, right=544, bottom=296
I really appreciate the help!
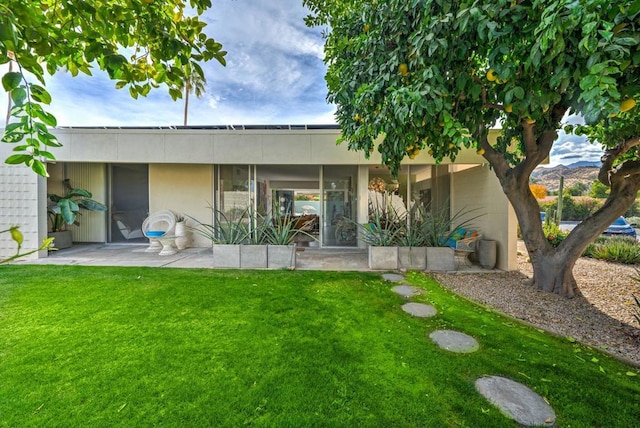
left=189, top=205, right=251, bottom=244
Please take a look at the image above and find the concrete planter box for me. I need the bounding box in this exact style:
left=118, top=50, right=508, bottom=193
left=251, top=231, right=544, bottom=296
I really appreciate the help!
left=368, top=246, right=399, bottom=270
left=212, top=244, right=241, bottom=268
left=398, top=246, right=427, bottom=270
left=49, top=230, right=72, bottom=250
left=426, top=247, right=456, bottom=272
left=267, top=244, right=296, bottom=269
left=240, top=245, right=268, bottom=268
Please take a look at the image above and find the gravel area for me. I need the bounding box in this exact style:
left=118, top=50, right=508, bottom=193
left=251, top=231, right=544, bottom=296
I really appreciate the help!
left=434, top=241, right=640, bottom=366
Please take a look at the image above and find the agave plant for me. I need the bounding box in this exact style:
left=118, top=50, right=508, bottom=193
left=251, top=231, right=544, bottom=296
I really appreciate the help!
left=189, top=205, right=251, bottom=244
left=261, top=209, right=316, bottom=245
left=396, top=205, right=428, bottom=247
left=354, top=204, right=406, bottom=246
left=419, top=201, right=483, bottom=247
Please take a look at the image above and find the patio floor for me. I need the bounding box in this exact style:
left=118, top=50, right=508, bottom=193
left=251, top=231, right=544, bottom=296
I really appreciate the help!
left=17, top=243, right=497, bottom=273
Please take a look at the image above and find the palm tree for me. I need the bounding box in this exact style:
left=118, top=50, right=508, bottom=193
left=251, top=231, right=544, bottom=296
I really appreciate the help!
left=183, top=65, right=206, bottom=126
left=5, top=57, right=14, bottom=126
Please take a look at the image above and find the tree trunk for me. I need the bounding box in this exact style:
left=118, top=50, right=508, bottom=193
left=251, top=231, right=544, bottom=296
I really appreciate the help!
left=529, top=249, right=578, bottom=297
left=183, top=80, right=190, bottom=126
left=499, top=163, right=640, bottom=298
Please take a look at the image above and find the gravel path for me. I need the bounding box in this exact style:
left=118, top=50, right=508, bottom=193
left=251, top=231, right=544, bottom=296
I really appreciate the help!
left=434, top=241, right=640, bottom=366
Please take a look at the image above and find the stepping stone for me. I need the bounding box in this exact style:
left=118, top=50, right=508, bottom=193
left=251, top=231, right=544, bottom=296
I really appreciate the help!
left=475, top=376, right=556, bottom=427
left=402, top=302, right=437, bottom=318
left=391, top=285, right=422, bottom=298
left=429, top=330, right=479, bottom=353
left=382, top=273, right=405, bottom=282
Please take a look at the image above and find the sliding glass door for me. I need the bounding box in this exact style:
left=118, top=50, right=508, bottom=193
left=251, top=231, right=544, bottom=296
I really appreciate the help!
left=322, top=166, right=357, bottom=247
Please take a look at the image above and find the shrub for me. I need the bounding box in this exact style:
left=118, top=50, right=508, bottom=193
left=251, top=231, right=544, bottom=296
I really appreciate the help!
left=584, top=236, right=640, bottom=264
left=540, top=195, right=603, bottom=221
left=624, top=200, right=640, bottom=217
left=543, top=221, right=567, bottom=247
left=570, top=197, right=602, bottom=220
left=589, top=180, right=609, bottom=198
left=539, top=200, right=557, bottom=220
left=626, top=216, right=640, bottom=227
left=567, top=182, right=588, bottom=196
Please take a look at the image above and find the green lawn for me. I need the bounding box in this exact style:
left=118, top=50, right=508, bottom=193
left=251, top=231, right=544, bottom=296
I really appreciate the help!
left=0, top=266, right=638, bottom=427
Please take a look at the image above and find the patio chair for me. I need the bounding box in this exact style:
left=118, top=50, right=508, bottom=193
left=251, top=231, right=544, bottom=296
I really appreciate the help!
left=142, top=210, right=177, bottom=253
left=113, top=214, right=144, bottom=240
left=453, top=231, right=481, bottom=268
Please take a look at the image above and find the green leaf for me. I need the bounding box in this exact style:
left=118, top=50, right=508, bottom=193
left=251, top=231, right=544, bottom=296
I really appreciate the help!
left=31, top=160, right=48, bottom=177
left=5, top=154, right=30, bottom=164
left=2, top=72, right=22, bottom=91
left=11, top=87, right=27, bottom=106
left=513, top=87, right=525, bottom=100
left=30, top=85, right=52, bottom=104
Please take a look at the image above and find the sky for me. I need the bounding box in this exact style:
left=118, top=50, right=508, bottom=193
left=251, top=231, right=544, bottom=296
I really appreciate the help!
left=0, top=0, right=602, bottom=166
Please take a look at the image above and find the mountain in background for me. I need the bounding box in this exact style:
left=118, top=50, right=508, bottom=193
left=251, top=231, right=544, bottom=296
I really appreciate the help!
left=565, top=160, right=601, bottom=169
left=531, top=162, right=600, bottom=192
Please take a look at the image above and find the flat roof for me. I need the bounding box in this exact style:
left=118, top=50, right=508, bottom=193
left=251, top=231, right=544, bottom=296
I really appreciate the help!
left=56, top=124, right=341, bottom=131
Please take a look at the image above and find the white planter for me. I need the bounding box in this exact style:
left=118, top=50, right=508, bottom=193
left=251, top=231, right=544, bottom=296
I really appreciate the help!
left=174, top=221, right=191, bottom=250
left=212, top=244, right=241, bottom=268
left=398, top=246, right=427, bottom=270
left=240, top=245, right=268, bottom=268
left=426, top=247, right=456, bottom=271
left=267, top=244, right=296, bottom=269
left=368, top=246, right=399, bottom=270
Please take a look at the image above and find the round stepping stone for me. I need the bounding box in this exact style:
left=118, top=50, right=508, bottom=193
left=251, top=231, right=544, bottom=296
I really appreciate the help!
left=429, top=330, right=479, bottom=353
left=402, top=302, right=437, bottom=318
left=475, top=376, right=556, bottom=427
left=382, top=273, right=405, bottom=282
left=391, top=285, right=422, bottom=298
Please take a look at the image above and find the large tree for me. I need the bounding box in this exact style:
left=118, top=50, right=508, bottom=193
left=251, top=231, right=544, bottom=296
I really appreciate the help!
left=305, top=0, right=640, bottom=297
left=1, top=0, right=226, bottom=176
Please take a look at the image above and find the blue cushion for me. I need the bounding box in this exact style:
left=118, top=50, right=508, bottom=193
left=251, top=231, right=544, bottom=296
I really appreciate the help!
left=146, top=230, right=166, bottom=237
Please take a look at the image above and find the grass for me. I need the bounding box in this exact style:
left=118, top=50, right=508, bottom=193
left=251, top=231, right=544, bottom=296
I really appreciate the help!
left=0, top=266, right=638, bottom=427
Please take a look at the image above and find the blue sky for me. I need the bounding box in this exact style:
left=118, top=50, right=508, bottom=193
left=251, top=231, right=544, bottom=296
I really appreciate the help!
left=1, top=0, right=335, bottom=127
left=0, top=0, right=601, bottom=166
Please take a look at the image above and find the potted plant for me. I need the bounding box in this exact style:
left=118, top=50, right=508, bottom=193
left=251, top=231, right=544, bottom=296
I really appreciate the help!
left=396, top=205, right=427, bottom=270
left=420, top=202, right=483, bottom=271
left=262, top=210, right=316, bottom=269
left=173, top=213, right=191, bottom=250
left=189, top=205, right=251, bottom=268
left=240, top=211, right=270, bottom=268
left=352, top=207, right=404, bottom=270
left=47, top=179, right=107, bottom=249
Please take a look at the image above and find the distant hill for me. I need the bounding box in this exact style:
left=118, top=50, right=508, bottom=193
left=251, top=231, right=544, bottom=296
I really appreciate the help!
left=565, top=160, right=601, bottom=169
left=531, top=164, right=600, bottom=192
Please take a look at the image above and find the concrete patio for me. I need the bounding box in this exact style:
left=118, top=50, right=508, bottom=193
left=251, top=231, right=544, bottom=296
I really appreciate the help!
left=17, top=243, right=497, bottom=273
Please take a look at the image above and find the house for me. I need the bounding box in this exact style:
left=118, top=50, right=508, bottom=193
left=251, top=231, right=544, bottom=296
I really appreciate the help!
left=0, top=125, right=518, bottom=269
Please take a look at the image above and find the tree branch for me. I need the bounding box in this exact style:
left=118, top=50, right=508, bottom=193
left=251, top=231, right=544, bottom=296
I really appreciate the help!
left=599, top=136, right=640, bottom=185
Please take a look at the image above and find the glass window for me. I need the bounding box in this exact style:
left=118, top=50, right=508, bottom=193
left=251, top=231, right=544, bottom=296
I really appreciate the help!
left=323, top=166, right=358, bottom=247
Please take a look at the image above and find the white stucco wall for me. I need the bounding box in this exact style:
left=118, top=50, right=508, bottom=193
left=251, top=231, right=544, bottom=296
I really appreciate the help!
left=47, top=127, right=490, bottom=165
left=0, top=153, right=47, bottom=260
left=450, top=164, right=517, bottom=270
left=149, top=164, right=214, bottom=247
